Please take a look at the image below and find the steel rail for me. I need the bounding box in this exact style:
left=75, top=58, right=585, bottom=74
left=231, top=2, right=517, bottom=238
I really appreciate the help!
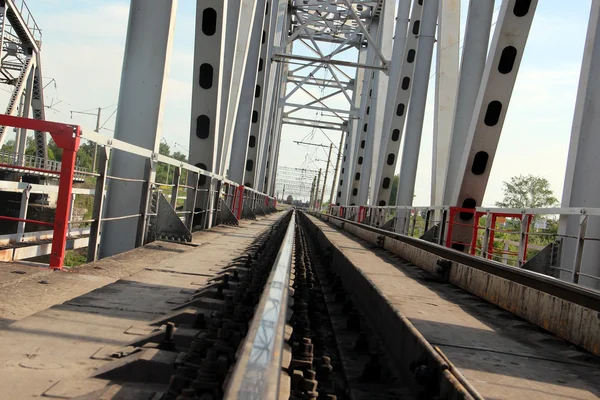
left=318, top=212, right=600, bottom=312
left=223, top=210, right=296, bottom=400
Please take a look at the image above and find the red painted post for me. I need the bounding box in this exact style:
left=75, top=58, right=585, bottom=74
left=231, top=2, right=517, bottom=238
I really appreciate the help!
left=445, top=207, right=456, bottom=248
left=0, top=115, right=80, bottom=270
left=470, top=211, right=481, bottom=256
left=487, top=214, right=497, bottom=259
left=522, top=214, right=533, bottom=262
left=236, top=185, right=244, bottom=220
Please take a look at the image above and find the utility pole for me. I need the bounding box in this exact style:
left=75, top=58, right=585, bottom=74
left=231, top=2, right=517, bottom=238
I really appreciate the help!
left=309, top=176, right=316, bottom=209
left=320, top=143, right=333, bottom=210
left=329, top=132, right=344, bottom=206
left=92, top=107, right=101, bottom=172
left=315, top=168, right=322, bottom=211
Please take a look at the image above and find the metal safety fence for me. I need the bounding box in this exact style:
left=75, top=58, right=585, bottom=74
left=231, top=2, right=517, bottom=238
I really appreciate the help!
left=0, top=114, right=277, bottom=269
left=326, top=204, right=600, bottom=287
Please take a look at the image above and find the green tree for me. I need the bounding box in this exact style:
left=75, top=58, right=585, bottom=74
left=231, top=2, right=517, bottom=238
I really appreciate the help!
left=495, top=174, right=558, bottom=209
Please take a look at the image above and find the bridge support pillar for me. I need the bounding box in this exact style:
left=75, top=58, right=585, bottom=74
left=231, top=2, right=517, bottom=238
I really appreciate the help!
left=559, top=1, right=600, bottom=289
left=99, top=0, right=177, bottom=258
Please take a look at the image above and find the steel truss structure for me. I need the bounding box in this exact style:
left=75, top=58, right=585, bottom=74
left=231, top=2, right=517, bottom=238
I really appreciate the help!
left=0, top=0, right=46, bottom=161
left=3, top=0, right=600, bottom=287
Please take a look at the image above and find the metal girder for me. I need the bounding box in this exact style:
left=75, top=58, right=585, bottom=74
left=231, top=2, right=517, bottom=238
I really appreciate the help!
left=431, top=0, right=460, bottom=208
left=336, top=46, right=366, bottom=206
left=255, top=0, right=289, bottom=192
left=374, top=0, right=420, bottom=206
left=449, top=0, right=538, bottom=250
left=359, top=0, right=394, bottom=205
left=273, top=52, right=387, bottom=70
left=395, top=0, right=439, bottom=210
left=443, top=0, right=495, bottom=205
left=220, top=0, right=259, bottom=176
left=348, top=41, right=376, bottom=206
left=559, top=1, right=600, bottom=289
left=284, top=102, right=352, bottom=116
left=282, top=116, right=347, bottom=131
left=287, top=74, right=353, bottom=89
left=187, top=0, right=229, bottom=230
left=228, top=0, right=268, bottom=185
left=99, top=0, right=176, bottom=258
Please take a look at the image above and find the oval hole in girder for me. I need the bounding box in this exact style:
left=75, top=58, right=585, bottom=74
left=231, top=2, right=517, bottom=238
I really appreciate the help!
left=249, top=135, right=256, bottom=148
left=471, top=151, right=488, bottom=175
left=341, top=168, right=344, bottom=174
left=358, top=156, right=363, bottom=165
left=407, top=49, right=416, bottom=63
left=199, top=63, right=213, bottom=89
left=513, top=0, right=532, bottom=17
left=258, top=58, right=264, bottom=72
left=352, top=188, right=358, bottom=196
left=402, top=77, right=410, bottom=90
left=262, top=30, right=266, bottom=44
left=460, top=198, right=477, bottom=220
left=366, top=106, right=370, bottom=115
left=246, top=159, right=254, bottom=172
left=355, top=172, right=360, bottom=181
left=379, top=200, right=386, bottom=206
left=363, top=123, right=368, bottom=132
left=498, top=46, right=517, bottom=74
left=360, top=140, right=365, bottom=149
left=392, top=129, right=400, bottom=141
left=386, top=153, right=395, bottom=165
left=412, top=20, right=420, bottom=35
left=252, top=111, right=259, bottom=123
left=255, top=85, right=261, bottom=98
left=202, top=8, right=217, bottom=36
left=396, top=103, right=405, bottom=116
left=196, top=115, right=210, bottom=139
left=337, top=193, right=341, bottom=198
left=382, top=177, right=390, bottom=189
left=339, top=179, right=343, bottom=186
left=484, top=101, right=502, bottom=126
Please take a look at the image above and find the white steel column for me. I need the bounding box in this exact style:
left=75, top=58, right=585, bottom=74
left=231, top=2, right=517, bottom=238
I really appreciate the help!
left=228, top=0, right=268, bottom=184
left=336, top=48, right=365, bottom=206
left=449, top=0, right=538, bottom=251
left=375, top=0, right=423, bottom=206
left=219, top=0, right=259, bottom=175
left=395, top=0, right=438, bottom=207
left=431, top=0, right=460, bottom=207
left=349, top=33, right=377, bottom=206
left=255, top=0, right=289, bottom=191
left=186, top=0, right=229, bottom=229
left=442, top=0, right=494, bottom=204
left=559, top=1, right=600, bottom=289
left=100, top=0, right=177, bottom=258
left=217, top=1, right=241, bottom=170
left=241, top=0, right=274, bottom=188
left=361, top=0, right=395, bottom=205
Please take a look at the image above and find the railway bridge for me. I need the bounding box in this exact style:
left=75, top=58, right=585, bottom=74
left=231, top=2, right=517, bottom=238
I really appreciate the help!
left=0, top=0, right=599, bottom=399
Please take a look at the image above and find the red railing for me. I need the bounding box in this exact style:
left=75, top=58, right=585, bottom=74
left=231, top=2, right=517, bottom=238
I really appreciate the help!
left=446, top=207, right=533, bottom=263
left=0, top=114, right=80, bottom=270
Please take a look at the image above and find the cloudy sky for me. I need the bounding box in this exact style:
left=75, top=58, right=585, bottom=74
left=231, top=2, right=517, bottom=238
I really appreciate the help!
left=2, top=0, right=591, bottom=205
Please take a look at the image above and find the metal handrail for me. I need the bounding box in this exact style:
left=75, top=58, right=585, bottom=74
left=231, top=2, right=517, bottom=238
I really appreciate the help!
left=224, top=210, right=296, bottom=400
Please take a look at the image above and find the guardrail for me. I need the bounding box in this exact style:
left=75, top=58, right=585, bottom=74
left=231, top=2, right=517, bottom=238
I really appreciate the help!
left=326, top=204, right=600, bottom=287
left=224, top=210, right=295, bottom=400
left=0, top=114, right=277, bottom=269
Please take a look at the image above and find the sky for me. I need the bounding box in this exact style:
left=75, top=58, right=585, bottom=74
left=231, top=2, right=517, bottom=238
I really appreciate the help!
left=1, top=0, right=592, bottom=206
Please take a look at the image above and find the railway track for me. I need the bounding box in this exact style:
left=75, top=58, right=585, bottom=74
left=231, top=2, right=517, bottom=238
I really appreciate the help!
left=3, top=208, right=599, bottom=399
